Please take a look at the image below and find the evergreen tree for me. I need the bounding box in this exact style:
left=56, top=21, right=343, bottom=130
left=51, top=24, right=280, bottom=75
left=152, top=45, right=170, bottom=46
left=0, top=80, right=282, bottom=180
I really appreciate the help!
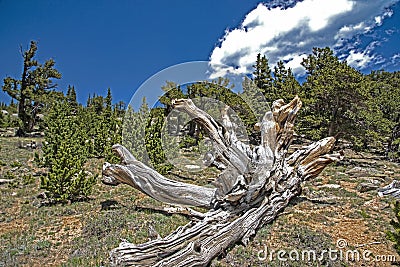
left=85, top=93, right=108, bottom=157
left=0, top=102, right=7, bottom=127
left=66, top=85, right=78, bottom=110
left=105, top=88, right=112, bottom=117
left=145, top=107, right=173, bottom=174
left=115, top=100, right=126, bottom=117
left=103, top=89, right=123, bottom=163
left=82, top=89, right=122, bottom=160
left=252, top=53, right=274, bottom=103
left=8, top=98, right=18, bottom=114
left=299, top=47, right=370, bottom=148
left=86, top=94, right=92, bottom=107
left=159, top=81, right=185, bottom=114
left=2, top=41, right=61, bottom=133
left=240, top=77, right=268, bottom=144
left=87, top=93, right=104, bottom=115
left=387, top=201, right=400, bottom=253
left=0, top=110, right=5, bottom=128
left=123, top=97, right=150, bottom=163
left=37, top=100, right=96, bottom=202
left=273, top=60, right=300, bottom=102
left=367, top=71, right=400, bottom=159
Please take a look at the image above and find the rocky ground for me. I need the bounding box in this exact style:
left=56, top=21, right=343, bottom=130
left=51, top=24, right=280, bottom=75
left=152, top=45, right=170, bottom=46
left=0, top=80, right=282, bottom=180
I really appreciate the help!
left=0, top=136, right=399, bottom=266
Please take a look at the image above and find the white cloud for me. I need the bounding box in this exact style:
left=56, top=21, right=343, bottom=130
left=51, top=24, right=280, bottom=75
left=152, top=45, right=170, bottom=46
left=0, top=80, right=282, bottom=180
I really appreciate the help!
left=374, top=9, right=394, bottom=25
left=210, top=0, right=399, bottom=77
left=391, top=53, right=400, bottom=63
left=336, top=22, right=366, bottom=37
left=346, top=50, right=374, bottom=68
left=282, top=53, right=308, bottom=75
left=375, top=16, right=383, bottom=25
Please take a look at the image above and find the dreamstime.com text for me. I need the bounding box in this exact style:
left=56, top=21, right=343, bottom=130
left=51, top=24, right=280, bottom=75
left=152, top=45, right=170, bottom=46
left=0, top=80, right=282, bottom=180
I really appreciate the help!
left=257, top=239, right=396, bottom=263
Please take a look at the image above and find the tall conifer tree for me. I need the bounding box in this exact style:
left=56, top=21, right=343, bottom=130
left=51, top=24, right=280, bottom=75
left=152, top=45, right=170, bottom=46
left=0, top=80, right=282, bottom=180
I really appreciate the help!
left=2, top=41, right=61, bottom=133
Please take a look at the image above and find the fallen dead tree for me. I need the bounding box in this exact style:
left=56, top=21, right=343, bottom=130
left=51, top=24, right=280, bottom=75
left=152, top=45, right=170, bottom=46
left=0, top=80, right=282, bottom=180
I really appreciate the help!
left=102, top=96, right=340, bottom=266
left=378, top=180, right=400, bottom=198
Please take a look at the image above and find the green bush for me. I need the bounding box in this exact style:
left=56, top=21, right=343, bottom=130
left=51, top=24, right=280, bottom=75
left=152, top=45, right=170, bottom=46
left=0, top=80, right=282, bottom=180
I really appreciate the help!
left=37, top=100, right=96, bottom=202
left=387, top=201, right=400, bottom=253
left=10, top=160, right=23, bottom=168
left=179, top=135, right=197, bottom=149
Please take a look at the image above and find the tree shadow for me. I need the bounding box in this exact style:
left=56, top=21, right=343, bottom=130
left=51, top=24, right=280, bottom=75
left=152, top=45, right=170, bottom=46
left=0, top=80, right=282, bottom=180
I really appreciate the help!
left=100, top=199, right=120, bottom=211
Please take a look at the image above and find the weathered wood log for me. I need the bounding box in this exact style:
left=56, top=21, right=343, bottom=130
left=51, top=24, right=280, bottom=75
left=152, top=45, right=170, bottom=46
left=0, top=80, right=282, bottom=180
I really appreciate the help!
left=102, top=96, right=340, bottom=266
left=102, top=147, right=216, bottom=208
left=0, top=179, right=14, bottom=184
left=378, top=180, right=400, bottom=197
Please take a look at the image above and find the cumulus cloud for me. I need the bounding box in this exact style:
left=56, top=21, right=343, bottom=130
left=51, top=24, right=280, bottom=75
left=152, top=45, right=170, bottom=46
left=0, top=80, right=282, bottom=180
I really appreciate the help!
left=391, top=53, right=400, bottom=64
left=210, top=0, right=399, bottom=77
left=346, top=50, right=374, bottom=68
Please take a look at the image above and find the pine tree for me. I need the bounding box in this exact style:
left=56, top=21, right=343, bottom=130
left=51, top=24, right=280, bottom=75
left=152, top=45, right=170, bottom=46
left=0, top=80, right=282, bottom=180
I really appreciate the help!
left=37, top=100, right=96, bottom=202
left=299, top=47, right=369, bottom=147
left=103, top=89, right=123, bottom=163
left=8, top=99, right=18, bottom=113
left=252, top=53, right=274, bottom=103
left=0, top=110, right=5, bottom=128
left=85, top=93, right=107, bottom=157
left=105, top=88, right=112, bottom=117
left=86, top=94, right=92, bottom=107
left=123, top=97, right=150, bottom=163
left=273, top=60, right=300, bottom=102
left=66, top=85, right=78, bottom=110
left=145, top=107, right=173, bottom=174
left=159, top=81, right=185, bottom=114
left=387, top=201, right=400, bottom=253
left=2, top=41, right=61, bottom=133
left=240, top=77, right=269, bottom=144
left=366, top=71, right=400, bottom=159
left=81, top=89, right=123, bottom=161
left=115, top=101, right=126, bottom=117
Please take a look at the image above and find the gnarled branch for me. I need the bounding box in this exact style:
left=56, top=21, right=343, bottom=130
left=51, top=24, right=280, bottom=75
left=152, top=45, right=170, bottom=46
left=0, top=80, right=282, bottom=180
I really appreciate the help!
left=102, top=145, right=216, bottom=208
left=102, top=96, right=339, bottom=266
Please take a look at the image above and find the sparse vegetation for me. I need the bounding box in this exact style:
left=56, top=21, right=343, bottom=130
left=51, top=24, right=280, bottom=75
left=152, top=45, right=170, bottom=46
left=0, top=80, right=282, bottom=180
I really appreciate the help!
left=1, top=136, right=399, bottom=266
left=0, top=43, right=399, bottom=266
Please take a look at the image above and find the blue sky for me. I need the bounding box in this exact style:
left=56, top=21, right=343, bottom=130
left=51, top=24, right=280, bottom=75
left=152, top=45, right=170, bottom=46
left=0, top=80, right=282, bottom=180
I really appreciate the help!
left=0, top=0, right=399, bottom=105
left=0, top=0, right=261, bottom=104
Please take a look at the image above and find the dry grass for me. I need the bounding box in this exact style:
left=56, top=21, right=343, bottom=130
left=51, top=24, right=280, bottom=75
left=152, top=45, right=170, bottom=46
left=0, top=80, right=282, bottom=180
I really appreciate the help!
left=1, top=137, right=400, bottom=266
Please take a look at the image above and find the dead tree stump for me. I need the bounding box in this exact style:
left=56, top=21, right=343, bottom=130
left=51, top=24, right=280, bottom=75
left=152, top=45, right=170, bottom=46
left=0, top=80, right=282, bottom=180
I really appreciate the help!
left=102, top=96, right=340, bottom=266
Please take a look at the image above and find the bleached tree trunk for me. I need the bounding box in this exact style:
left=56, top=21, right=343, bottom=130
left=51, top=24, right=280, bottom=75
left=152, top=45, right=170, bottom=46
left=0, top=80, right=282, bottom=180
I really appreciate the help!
left=102, top=96, right=340, bottom=266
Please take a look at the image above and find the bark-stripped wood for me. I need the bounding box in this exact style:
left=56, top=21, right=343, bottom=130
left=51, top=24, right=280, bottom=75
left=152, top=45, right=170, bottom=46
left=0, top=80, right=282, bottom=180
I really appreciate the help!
left=102, top=96, right=340, bottom=266
left=378, top=180, right=400, bottom=198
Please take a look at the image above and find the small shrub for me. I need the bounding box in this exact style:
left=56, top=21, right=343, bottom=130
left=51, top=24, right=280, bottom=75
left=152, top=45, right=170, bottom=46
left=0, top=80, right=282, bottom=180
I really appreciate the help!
left=35, top=240, right=51, bottom=250
left=10, top=161, right=22, bottom=168
left=387, top=201, right=400, bottom=253
left=37, top=100, right=96, bottom=202
left=179, top=135, right=197, bottom=149
left=22, top=174, right=35, bottom=185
